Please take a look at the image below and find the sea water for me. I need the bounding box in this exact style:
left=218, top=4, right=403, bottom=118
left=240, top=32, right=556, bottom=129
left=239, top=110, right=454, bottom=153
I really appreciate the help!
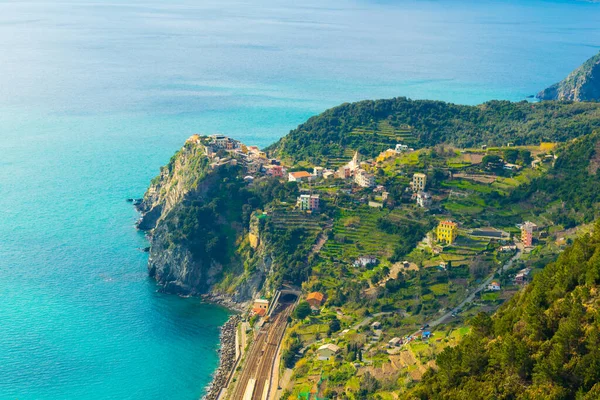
left=1, top=0, right=599, bottom=399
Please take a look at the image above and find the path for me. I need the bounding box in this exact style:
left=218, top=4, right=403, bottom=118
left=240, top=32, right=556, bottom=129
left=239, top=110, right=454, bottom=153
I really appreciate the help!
left=412, top=248, right=523, bottom=334
left=309, top=220, right=333, bottom=256
left=349, top=312, right=394, bottom=331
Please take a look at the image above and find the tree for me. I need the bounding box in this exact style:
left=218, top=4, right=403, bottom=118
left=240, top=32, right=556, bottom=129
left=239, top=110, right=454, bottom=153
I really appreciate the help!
left=329, top=317, right=341, bottom=334
left=503, top=148, right=519, bottom=163
left=519, top=149, right=532, bottom=165
left=482, top=154, right=503, bottom=171
left=469, top=256, right=490, bottom=279
left=470, top=312, right=493, bottom=337
left=293, top=301, right=311, bottom=320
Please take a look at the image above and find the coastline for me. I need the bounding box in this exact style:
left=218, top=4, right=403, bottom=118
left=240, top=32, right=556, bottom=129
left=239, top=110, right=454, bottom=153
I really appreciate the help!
left=135, top=204, right=249, bottom=400
left=202, top=314, right=241, bottom=400
left=200, top=293, right=247, bottom=399
left=201, top=292, right=247, bottom=313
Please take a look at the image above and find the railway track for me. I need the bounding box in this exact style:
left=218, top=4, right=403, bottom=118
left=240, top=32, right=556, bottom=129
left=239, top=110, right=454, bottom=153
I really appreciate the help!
left=227, top=302, right=294, bottom=400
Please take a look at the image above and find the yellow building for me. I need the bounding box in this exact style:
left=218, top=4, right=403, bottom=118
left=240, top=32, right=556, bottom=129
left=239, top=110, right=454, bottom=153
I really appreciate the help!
left=412, top=173, right=427, bottom=192
left=437, top=220, right=458, bottom=244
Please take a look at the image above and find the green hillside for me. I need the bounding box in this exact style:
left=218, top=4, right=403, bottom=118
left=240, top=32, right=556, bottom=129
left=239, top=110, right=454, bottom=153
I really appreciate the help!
left=267, top=98, right=600, bottom=165
left=511, top=132, right=600, bottom=227
left=404, top=221, right=600, bottom=400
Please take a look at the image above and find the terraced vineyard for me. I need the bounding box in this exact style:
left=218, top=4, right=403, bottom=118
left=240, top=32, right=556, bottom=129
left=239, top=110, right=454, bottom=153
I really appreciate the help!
left=349, top=121, right=415, bottom=144
left=268, top=204, right=325, bottom=234
left=324, top=148, right=357, bottom=169
left=320, top=207, right=400, bottom=261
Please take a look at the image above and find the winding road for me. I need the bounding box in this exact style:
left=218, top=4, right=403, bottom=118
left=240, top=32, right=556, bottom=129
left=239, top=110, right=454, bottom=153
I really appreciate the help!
left=418, top=248, right=523, bottom=332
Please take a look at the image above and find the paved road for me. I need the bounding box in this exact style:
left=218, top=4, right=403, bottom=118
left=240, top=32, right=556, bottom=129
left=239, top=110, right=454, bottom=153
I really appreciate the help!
left=349, top=312, right=394, bottom=331
left=411, top=249, right=523, bottom=335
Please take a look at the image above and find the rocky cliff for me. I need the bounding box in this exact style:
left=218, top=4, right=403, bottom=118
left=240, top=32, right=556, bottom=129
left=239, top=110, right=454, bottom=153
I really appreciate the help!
left=537, top=51, right=600, bottom=101
left=136, top=136, right=272, bottom=301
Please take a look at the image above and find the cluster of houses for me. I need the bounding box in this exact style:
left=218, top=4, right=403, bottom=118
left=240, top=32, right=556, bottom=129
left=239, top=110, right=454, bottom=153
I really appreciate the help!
left=197, top=136, right=433, bottom=214
left=515, top=267, right=531, bottom=285
left=408, top=172, right=434, bottom=209
left=337, top=152, right=376, bottom=187
left=288, top=151, right=378, bottom=189
left=189, top=134, right=286, bottom=177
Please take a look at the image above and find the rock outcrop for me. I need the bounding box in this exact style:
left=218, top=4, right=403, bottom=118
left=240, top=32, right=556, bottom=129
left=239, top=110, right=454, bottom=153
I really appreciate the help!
left=136, top=137, right=269, bottom=300
left=537, top=51, right=600, bottom=102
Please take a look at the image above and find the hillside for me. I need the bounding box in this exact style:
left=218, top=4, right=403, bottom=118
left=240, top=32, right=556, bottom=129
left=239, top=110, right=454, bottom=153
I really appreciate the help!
left=267, top=98, right=600, bottom=165
left=403, top=221, right=600, bottom=400
left=511, top=132, right=600, bottom=227
left=537, top=51, right=600, bottom=102
left=135, top=106, right=600, bottom=399
left=136, top=136, right=311, bottom=300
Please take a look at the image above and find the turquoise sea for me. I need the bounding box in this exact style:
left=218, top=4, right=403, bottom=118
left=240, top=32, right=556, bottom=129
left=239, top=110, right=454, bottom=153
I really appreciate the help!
left=1, top=0, right=599, bottom=399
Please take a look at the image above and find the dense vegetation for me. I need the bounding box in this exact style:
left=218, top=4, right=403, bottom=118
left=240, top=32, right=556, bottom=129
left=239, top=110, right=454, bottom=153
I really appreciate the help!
left=511, top=132, right=600, bottom=227
left=160, top=167, right=301, bottom=273
left=376, top=217, right=435, bottom=261
left=269, top=98, right=600, bottom=165
left=160, top=165, right=252, bottom=266
left=404, top=221, right=600, bottom=400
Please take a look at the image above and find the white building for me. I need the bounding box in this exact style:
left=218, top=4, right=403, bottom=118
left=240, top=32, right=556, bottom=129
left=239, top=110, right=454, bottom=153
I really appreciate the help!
left=416, top=191, right=432, bottom=208
left=317, top=343, right=340, bottom=361
left=487, top=281, right=501, bottom=291
left=355, top=169, right=375, bottom=188
left=354, top=255, right=377, bottom=268
left=288, top=171, right=314, bottom=182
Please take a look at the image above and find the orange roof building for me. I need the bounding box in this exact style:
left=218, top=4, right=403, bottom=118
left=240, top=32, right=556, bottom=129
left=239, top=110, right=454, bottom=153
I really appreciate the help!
left=288, top=171, right=314, bottom=182
left=306, top=292, right=325, bottom=308
left=252, top=298, right=269, bottom=317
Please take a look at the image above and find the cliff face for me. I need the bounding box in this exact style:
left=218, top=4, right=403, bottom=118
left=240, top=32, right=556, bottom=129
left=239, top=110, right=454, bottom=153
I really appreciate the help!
left=137, top=137, right=270, bottom=301
left=136, top=137, right=210, bottom=231
left=537, top=52, right=600, bottom=102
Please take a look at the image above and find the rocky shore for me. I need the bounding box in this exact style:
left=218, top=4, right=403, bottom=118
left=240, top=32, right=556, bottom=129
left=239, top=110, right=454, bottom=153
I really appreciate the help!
left=203, top=314, right=241, bottom=400
left=202, top=292, right=247, bottom=313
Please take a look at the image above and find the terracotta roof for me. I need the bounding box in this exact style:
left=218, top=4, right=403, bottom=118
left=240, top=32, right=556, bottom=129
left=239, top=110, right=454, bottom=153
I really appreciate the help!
left=440, top=220, right=457, bottom=227
left=306, top=292, right=325, bottom=303
left=252, top=307, right=267, bottom=317
left=289, top=171, right=313, bottom=178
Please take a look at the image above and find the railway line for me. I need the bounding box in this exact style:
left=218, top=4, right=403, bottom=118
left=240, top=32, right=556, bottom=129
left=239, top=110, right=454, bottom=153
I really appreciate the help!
left=227, top=300, right=294, bottom=400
